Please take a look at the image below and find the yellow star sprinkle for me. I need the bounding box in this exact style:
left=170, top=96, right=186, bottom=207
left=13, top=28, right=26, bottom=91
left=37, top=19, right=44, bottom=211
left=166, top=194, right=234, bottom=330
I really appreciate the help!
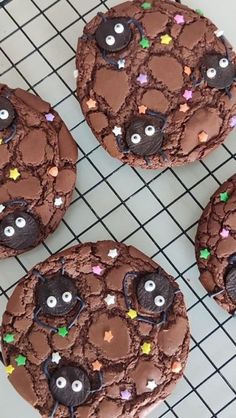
left=9, top=168, right=20, bottom=181
left=5, top=365, right=15, bottom=375
left=160, top=34, right=172, bottom=45
left=0, top=138, right=3, bottom=145
left=141, top=342, right=152, bottom=355
left=127, top=309, right=138, bottom=320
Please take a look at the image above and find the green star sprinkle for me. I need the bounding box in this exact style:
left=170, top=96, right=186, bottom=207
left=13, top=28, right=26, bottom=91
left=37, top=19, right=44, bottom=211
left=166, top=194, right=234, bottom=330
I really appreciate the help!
left=141, top=2, right=152, bottom=9
left=15, top=355, right=27, bottom=367
left=3, top=333, right=15, bottom=344
left=220, top=192, right=230, bottom=202
left=58, top=327, right=69, bottom=338
left=200, top=248, right=211, bottom=260
left=195, top=8, right=204, bottom=16
left=139, top=37, right=150, bottom=49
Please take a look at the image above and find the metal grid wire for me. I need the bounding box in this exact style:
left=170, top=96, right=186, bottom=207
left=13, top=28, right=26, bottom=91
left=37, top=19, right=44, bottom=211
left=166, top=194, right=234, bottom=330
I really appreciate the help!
left=0, top=0, right=235, bottom=417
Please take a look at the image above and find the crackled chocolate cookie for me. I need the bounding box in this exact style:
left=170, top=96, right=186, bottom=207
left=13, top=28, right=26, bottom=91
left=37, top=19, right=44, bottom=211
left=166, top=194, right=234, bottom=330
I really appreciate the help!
left=1, top=241, right=190, bottom=418
left=76, top=0, right=236, bottom=169
left=0, top=84, right=78, bottom=258
left=195, top=174, right=236, bottom=315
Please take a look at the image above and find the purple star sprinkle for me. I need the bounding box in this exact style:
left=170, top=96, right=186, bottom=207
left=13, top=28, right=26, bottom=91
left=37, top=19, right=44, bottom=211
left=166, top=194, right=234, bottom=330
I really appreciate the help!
left=45, top=113, right=55, bottom=122
left=174, top=14, right=185, bottom=24
left=120, top=390, right=132, bottom=401
left=183, top=89, right=193, bottom=101
left=137, top=73, right=148, bottom=85
left=229, top=115, right=236, bottom=128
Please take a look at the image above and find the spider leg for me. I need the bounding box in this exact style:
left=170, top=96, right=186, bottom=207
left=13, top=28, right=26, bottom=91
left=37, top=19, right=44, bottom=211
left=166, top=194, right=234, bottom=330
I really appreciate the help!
left=3, top=123, right=17, bottom=144
left=127, top=18, right=145, bottom=39
left=144, top=156, right=152, bottom=166
left=97, top=12, right=107, bottom=22
left=225, top=87, right=232, bottom=99
left=43, top=356, right=52, bottom=379
left=115, top=134, right=130, bottom=154
left=70, top=407, right=75, bottom=418
left=208, top=288, right=225, bottom=298
left=34, top=306, right=58, bottom=333
left=59, top=256, right=66, bottom=275
left=136, top=311, right=166, bottom=327
left=50, top=402, right=59, bottom=418
left=123, top=272, right=139, bottom=310
left=68, top=296, right=86, bottom=329
left=90, top=371, right=104, bottom=393
left=33, top=269, right=46, bottom=282
left=101, top=50, right=120, bottom=68
left=4, top=198, right=27, bottom=208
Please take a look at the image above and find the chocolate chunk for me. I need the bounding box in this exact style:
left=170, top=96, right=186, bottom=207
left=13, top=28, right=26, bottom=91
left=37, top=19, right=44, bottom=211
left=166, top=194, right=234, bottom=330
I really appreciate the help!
left=95, top=17, right=132, bottom=52
left=225, top=267, right=236, bottom=303
left=201, top=54, right=236, bottom=90
left=0, top=96, right=15, bottom=130
left=0, top=211, right=40, bottom=250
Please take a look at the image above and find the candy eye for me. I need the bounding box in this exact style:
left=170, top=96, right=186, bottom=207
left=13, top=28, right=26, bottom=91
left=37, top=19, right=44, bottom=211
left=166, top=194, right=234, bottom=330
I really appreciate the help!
left=219, top=58, right=229, bottom=68
left=144, top=280, right=156, bottom=292
left=154, top=295, right=165, bottom=307
left=56, top=377, right=67, bottom=389
left=62, top=291, right=72, bottom=303
left=0, top=109, right=9, bottom=120
left=206, top=68, right=217, bottom=79
left=71, top=380, right=83, bottom=392
left=15, top=217, right=26, bottom=228
left=131, top=133, right=141, bottom=144
left=145, top=125, right=155, bottom=136
left=4, top=226, right=15, bottom=237
left=114, top=23, right=124, bottom=34
left=106, top=35, right=115, bottom=46
left=46, top=296, right=57, bottom=308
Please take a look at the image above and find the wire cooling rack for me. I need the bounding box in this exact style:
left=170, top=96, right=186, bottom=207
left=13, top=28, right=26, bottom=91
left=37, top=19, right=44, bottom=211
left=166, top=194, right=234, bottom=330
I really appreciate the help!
left=0, top=0, right=236, bottom=417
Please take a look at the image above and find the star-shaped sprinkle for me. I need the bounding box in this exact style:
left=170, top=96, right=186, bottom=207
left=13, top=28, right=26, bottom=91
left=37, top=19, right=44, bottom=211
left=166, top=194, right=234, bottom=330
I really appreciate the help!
left=127, top=309, right=138, bottom=320
left=104, top=330, right=113, bottom=343
left=9, top=168, right=20, bottom=181
left=0, top=204, right=5, bottom=213
left=92, top=265, right=103, bottom=275
left=141, top=2, right=152, bottom=9
left=171, top=360, right=182, bottom=373
left=15, top=355, right=27, bottom=366
left=117, top=59, right=126, bottom=69
left=200, top=248, right=211, bottom=260
left=160, top=34, right=172, bottom=45
left=146, top=379, right=157, bottom=391
left=58, top=327, right=69, bottom=337
left=220, top=228, right=230, bottom=239
left=104, top=294, right=116, bottom=306
left=0, top=138, right=3, bottom=145
left=48, top=166, right=59, bottom=177
left=74, top=69, right=79, bottom=78
left=195, top=8, right=204, bottom=16
left=179, top=103, right=190, bottom=113
left=174, top=14, right=185, bottom=24
left=220, top=192, right=230, bottom=202
left=86, top=98, right=97, bottom=110
left=5, top=365, right=15, bottom=375
left=45, top=113, right=55, bottom=122
left=184, top=66, right=192, bottom=76
left=120, top=389, right=132, bottom=401
left=139, top=37, right=150, bottom=49
left=52, top=352, right=61, bottom=364
left=138, top=105, right=147, bottom=114
left=137, top=73, right=148, bottom=85
left=141, top=342, right=152, bottom=355
left=229, top=116, right=236, bottom=128
left=183, top=89, right=193, bottom=101
left=214, top=29, right=224, bottom=38
left=112, top=126, right=122, bottom=137
left=54, top=197, right=63, bottom=207
left=3, top=333, right=15, bottom=344
left=108, top=248, right=118, bottom=259
left=92, top=360, right=102, bottom=371
left=198, top=131, right=209, bottom=143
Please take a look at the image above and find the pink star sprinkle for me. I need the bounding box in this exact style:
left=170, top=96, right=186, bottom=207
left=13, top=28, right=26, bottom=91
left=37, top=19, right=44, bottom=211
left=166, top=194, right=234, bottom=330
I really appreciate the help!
left=92, top=265, right=103, bottom=276
left=183, top=89, right=193, bottom=101
left=45, top=113, right=55, bottom=122
left=120, top=390, right=132, bottom=401
left=137, top=73, right=148, bottom=85
left=229, top=116, right=236, bottom=128
left=220, top=228, right=230, bottom=239
left=174, top=14, right=185, bottom=24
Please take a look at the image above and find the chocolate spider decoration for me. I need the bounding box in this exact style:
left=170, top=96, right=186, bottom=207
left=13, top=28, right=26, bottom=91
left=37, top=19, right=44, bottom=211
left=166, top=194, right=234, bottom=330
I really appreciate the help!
left=115, top=112, right=167, bottom=165
left=123, top=269, right=180, bottom=326
left=0, top=199, right=40, bottom=251
left=43, top=357, right=103, bottom=418
left=0, top=95, right=17, bottom=143
left=33, top=260, right=85, bottom=333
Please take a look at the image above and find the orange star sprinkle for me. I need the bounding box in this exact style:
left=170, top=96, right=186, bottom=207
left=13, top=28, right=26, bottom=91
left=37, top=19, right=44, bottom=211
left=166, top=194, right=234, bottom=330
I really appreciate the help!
left=104, top=330, right=113, bottom=343
left=198, top=131, right=209, bottom=143
left=86, top=98, right=97, bottom=110
left=179, top=103, right=190, bottom=113
left=171, top=361, right=182, bottom=374
left=92, top=360, right=102, bottom=371
left=138, top=105, right=147, bottom=114
left=48, top=167, right=59, bottom=177
left=184, top=66, right=192, bottom=76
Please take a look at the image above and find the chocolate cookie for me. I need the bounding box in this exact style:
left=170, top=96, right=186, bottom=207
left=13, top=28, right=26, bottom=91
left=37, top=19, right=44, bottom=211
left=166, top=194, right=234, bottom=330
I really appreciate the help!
left=195, top=174, right=236, bottom=315
left=0, top=84, right=78, bottom=258
left=76, top=0, right=236, bottom=169
left=1, top=241, right=190, bottom=418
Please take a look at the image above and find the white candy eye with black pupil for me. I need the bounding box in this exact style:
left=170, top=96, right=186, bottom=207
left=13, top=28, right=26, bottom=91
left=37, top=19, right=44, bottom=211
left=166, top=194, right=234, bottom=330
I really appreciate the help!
left=0, top=109, right=9, bottom=120
left=105, top=35, right=115, bottom=46
left=145, top=125, right=155, bottom=136
left=56, top=377, right=67, bottom=389
left=219, top=58, right=229, bottom=68
left=144, top=280, right=156, bottom=292
left=131, top=133, right=141, bottom=144
left=206, top=68, right=217, bottom=79
left=71, top=380, right=83, bottom=392
left=15, top=217, right=26, bottom=228
left=154, top=295, right=165, bottom=307
left=4, top=226, right=15, bottom=237
left=114, top=23, right=124, bottom=34
left=62, top=291, right=72, bottom=303
left=47, top=296, right=57, bottom=308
